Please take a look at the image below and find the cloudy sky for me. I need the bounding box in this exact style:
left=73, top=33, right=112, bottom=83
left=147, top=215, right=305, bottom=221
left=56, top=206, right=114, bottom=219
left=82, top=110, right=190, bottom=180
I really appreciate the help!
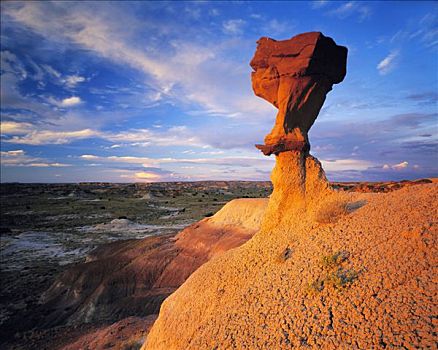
left=1, top=1, right=437, bottom=183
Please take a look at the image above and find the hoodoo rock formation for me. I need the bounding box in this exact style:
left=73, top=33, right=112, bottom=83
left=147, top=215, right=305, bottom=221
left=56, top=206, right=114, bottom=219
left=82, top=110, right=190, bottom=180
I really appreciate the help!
left=252, top=32, right=347, bottom=156
left=253, top=32, right=347, bottom=231
left=144, top=33, right=437, bottom=350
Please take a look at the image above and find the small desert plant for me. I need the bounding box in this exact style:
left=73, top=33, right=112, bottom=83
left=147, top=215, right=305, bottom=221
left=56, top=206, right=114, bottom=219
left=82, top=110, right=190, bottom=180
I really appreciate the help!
left=278, top=247, right=293, bottom=262
left=307, top=278, right=325, bottom=294
left=315, top=200, right=350, bottom=224
left=308, top=268, right=358, bottom=293
left=326, top=268, right=358, bottom=289
left=308, top=250, right=358, bottom=293
left=321, top=251, right=349, bottom=269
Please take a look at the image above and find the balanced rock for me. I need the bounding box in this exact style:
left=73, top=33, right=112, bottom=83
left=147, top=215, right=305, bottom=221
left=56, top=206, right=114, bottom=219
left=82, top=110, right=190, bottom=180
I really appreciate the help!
left=251, top=32, right=347, bottom=220
left=143, top=33, right=437, bottom=350
left=251, top=32, right=347, bottom=155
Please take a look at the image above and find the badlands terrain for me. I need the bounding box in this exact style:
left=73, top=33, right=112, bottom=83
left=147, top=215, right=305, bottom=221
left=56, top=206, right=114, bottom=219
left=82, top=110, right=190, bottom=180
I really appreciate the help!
left=0, top=179, right=435, bottom=349
left=1, top=31, right=436, bottom=350
left=0, top=181, right=269, bottom=349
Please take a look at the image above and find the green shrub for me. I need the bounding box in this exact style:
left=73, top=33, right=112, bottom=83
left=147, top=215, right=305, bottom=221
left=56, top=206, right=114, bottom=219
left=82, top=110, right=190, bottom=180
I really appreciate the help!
left=321, top=251, right=349, bottom=268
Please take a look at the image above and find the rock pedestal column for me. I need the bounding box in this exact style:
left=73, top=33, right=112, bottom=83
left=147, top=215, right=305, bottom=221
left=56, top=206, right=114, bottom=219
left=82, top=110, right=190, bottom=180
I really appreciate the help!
left=260, top=151, right=331, bottom=233
left=250, top=32, right=347, bottom=228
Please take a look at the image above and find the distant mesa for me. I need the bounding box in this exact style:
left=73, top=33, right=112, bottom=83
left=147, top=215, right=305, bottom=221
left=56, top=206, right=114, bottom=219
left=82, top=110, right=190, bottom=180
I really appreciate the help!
left=251, top=32, right=347, bottom=155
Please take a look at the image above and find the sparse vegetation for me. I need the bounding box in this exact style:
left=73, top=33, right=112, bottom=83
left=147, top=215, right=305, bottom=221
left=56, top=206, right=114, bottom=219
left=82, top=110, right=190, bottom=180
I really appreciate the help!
left=0, top=181, right=273, bottom=333
left=326, top=268, right=358, bottom=289
left=315, top=200, right=350, bottom=224
left=321, top=250, right=349, bottom=268
left=122, top=340, right=143, bottom=350
left=308, top=250, right=358, bottom=293
left=307, top=278, right=325, bottom=294
left=278, top=247, right=293, bottom=262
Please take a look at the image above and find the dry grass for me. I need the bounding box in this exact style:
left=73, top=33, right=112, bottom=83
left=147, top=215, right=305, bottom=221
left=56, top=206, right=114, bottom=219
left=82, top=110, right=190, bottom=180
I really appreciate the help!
left=315, top=200, right=350, bottom=224
left=315, top=198, right=367, bottom=224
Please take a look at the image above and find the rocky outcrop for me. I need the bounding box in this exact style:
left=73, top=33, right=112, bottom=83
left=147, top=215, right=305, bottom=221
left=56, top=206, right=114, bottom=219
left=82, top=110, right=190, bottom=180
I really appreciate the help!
left=143, top=32, right=437, bottom=349
left=251, top=32, right=347, bottom=221
left=36, top=199, right=267, bottom=329
left=144, top=184, right=437, bottom=349
left=260, top=152, right=332, bottom=233
left=251, top=32, right=347, bottom=154
left=251, top=32, right=347, bottom=224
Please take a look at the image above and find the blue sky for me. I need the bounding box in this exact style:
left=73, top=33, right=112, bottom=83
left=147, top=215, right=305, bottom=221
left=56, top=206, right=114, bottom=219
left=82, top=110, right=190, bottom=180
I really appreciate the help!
left=1, top=1, right=437, bottom=183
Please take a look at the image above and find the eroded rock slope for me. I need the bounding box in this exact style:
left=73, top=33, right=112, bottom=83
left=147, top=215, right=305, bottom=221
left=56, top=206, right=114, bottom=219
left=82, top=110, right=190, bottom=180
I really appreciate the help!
left=37, top=198, right=267, bottom=328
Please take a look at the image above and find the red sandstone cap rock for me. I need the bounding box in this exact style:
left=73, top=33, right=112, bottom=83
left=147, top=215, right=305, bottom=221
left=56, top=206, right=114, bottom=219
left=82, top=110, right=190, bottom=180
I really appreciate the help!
left=250, top=32, right=347, bottom=84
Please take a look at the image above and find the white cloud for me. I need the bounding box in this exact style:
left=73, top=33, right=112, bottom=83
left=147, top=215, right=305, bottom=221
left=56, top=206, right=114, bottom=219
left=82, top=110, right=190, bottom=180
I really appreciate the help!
left=103, top=126, right=204, bottom=147
left=1, top=54, right=59, bottom=118
left=388, top=13, right=438, bottom=50
left=26, top=162, right=71, bottom=167
left=107, top=156, right=156, bottom=167
left=377, top=51, right=399, bottom=75
left=222, top=19, right=246, bottom=35
left=80, top=153, right=273, bottom=170
left=262, top=19, right=295, bottom=37
left=0, top=149, right=71, bottom=167
left=80, top=154, right=99, bottom=160
left=41, top=64, right=61, bottom=78
left=321, top=158, right=373, bottom=171
left=81, top=154, right=156, bottom=167
left=209, top=8, right=220, bottom=16
left=249, top=13, right=262, bottom=20
left=5, top=128, right=97, bottom=145
left=2, top=122, right=204, bottom=147
left=63, top=75, right=86, bottom=87
left=1, top=149, right=25, bottom=157
left=383, top=161, right=409, bottom=170
left=2, top=2, right=273, bottom=121
left=1, top=149, right=38, bottom=165
left=376, top=51, right=399, bottom=75
left=311, top=0, right=329, bottom=9
left=61, top=96, right=82, bottom=106
left=1, top=50, right=27, bottom=78
left=31, top=60, right=87, bottom=88
left=1, top=121, right=33, bottom=134
left=46, top=95, right=82, bottom=108
left=329, top=1, right=371, bottom=21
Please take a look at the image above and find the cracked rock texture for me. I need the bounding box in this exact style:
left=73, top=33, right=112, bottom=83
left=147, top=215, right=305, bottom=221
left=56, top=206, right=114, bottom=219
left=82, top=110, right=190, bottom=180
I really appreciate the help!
left=144, top=182, right=437, bottom=349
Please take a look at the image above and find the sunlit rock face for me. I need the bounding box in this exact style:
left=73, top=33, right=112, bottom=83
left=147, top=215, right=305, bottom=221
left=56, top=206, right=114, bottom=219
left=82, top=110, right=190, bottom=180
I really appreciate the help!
left=251, top=32, right=347, bottom=220
left=251, top=32, right=347, bottom=155
left=143, top=34, right=437, bottom=350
